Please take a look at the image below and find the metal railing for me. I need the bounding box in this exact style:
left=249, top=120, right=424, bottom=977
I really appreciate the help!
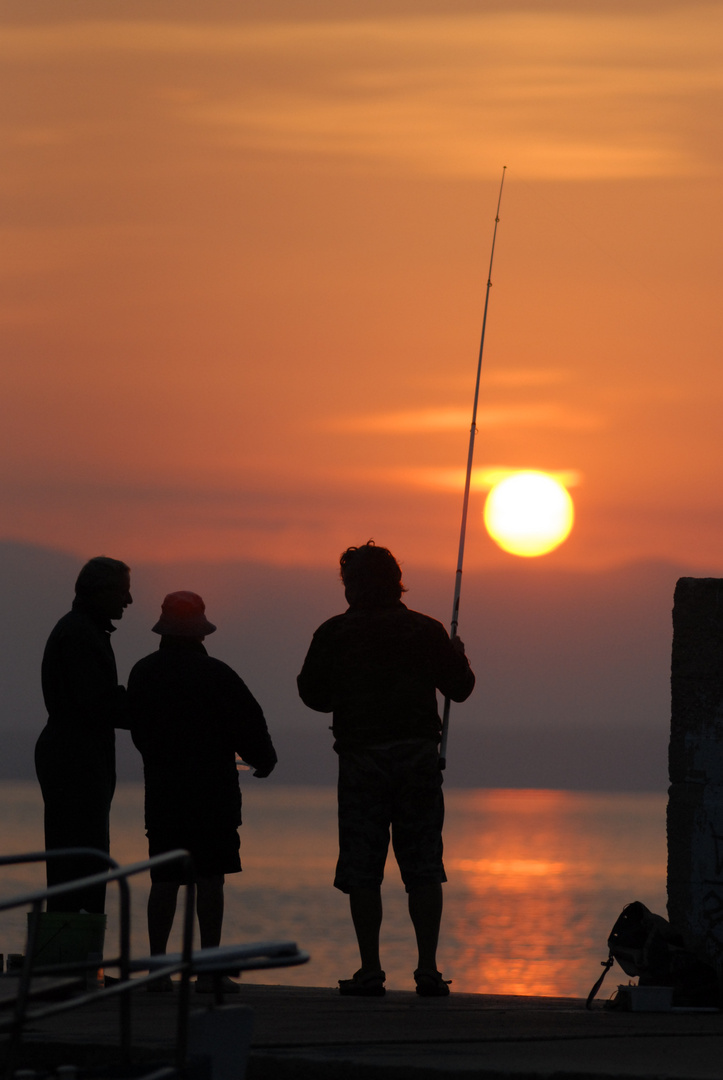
left=0, top=848, right=308, bottom=1079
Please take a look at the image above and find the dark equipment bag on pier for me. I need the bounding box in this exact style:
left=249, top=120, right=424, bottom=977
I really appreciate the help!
left=586, top=900, right=718, bottom=1009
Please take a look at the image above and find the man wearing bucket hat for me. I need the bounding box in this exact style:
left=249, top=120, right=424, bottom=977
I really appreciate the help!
left=128, top=592, right=277, bottom=992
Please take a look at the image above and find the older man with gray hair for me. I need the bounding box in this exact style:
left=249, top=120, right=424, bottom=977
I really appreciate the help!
left=35, top=556, right=133, bottom=913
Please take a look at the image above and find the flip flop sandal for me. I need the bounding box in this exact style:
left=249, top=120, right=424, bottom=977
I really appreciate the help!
left=414, top=969, right=451, bottom=997
left=338, top=969, right=386, bottom=996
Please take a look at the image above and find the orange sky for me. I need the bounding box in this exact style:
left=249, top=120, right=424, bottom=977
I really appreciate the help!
left=3, top=0, right=723, bottom=571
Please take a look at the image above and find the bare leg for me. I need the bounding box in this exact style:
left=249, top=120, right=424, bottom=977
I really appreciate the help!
left=195, top=875, right=239, bottom=995
left=148, top=881, right=180, bottom=955
left=408, top=882, right=443, bottom=973
left=348, top=887, right=383, bottom=973
left=196, top=875, right=225, bottom=949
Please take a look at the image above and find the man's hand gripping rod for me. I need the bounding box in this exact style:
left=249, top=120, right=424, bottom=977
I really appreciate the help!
left=439, top=167, right=506, bottom=770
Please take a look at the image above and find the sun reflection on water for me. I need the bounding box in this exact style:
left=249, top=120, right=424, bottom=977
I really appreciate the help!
left=441, top=788, right=667, bottom=997
left=0, top=784, right=668, bottom=1000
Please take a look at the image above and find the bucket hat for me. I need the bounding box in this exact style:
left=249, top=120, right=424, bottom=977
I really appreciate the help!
left=152, top=591, right=217, bottom=637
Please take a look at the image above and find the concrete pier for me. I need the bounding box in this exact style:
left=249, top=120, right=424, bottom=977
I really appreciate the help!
left=6, top=982, right=723, bottom=1080
left=669, top=577, right=723, bottom=962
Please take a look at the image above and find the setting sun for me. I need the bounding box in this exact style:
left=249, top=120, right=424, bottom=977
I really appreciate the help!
left=484, top=471, right=574, bottom=557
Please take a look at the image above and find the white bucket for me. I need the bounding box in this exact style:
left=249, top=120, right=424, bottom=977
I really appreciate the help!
left=624, top=985, right=673, bottom=1012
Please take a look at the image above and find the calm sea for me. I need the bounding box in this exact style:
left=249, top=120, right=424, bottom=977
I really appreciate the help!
left=0, top=782, right=667, bottom=999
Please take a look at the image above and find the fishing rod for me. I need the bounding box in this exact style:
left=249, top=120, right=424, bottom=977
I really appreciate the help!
left=439, top=165, right=506, bottom=770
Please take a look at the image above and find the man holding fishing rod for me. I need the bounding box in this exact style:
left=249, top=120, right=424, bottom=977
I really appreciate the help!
left=297, top=541, right=475, bottom=997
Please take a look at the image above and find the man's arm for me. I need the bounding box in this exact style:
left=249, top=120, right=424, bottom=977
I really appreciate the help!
left=126, top=661, right=152, bottom=752
left=222, top=668, right=278, bottom=777
left=432, top=624, right=476, bottom=703
left=44, top=624, right=129, bottom=731
left=297, top=631, right=335, bottom=713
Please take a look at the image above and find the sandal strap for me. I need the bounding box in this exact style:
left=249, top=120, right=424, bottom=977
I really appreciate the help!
left=338, top=969, right=386, bottom=996
left=414, top=969, right=451, bottom=996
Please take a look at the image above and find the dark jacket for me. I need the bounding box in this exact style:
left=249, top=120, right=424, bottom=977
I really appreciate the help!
left=297, top=601, right=475, bottom=750
left=128, top=638, right=277, bottom=832
left=35, top=599, right=128, bottom=912
left=37, top=599, right=128, bottom=788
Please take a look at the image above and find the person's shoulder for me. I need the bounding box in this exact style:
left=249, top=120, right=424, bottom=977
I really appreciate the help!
left=46, top=609, right=73, bottom=635
left=46, top=608, right=98, bottom=645
left=159, top=647, right=232, bottom=680
left=400, top=606, right=449, bottom=636
left=128, top=651, right=161, bottom=678
left=311, top=612, right=348, bottom=637
left=202, top=654, right=246, bottom=685
left=203, top=653, right=234, bottom=673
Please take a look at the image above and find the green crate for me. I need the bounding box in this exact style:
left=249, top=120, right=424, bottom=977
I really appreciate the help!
left=29, top=912, right=106, bottom=966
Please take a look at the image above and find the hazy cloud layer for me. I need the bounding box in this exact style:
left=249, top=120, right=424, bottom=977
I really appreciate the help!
left=331, top=404, right=604, bottom=433
left=1, top=0, right=723, bottom=573
left=0, top=540, right=676, bottom=792
left=3, top=10, right=721, bottom=178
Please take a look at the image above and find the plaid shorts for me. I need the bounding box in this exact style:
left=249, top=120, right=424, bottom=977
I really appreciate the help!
left=334, top=738, right=446, bottom=894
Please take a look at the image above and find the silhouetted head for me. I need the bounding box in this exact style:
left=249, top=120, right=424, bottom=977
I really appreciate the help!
left=339, top=541, right=407, bottom=607
left=75, top=557, right=132, bottom=621
left=152, top=591, right=217, bottom=639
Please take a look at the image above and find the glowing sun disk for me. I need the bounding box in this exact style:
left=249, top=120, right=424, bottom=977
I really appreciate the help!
left=484, top=471, right=574, bottom=557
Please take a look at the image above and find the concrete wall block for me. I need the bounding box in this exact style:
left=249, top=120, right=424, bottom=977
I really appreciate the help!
left=668, top=782, right=723, bottom=959
left=669, top=685, right=723, bottom=783
left=669, top=676, right=723, bottom=779
left=685, top=731, right=723, bottom=783
left=672, top=879, right=723, bottom=962
left=692, top=784, right=723, bottom=881
left=669, top=580, right=723, bottom=962
left=670, top=680, right=723, bottom=738
left=672, top=578, right=723, bottom=679
left=667, top=782, right=700, bottom=894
